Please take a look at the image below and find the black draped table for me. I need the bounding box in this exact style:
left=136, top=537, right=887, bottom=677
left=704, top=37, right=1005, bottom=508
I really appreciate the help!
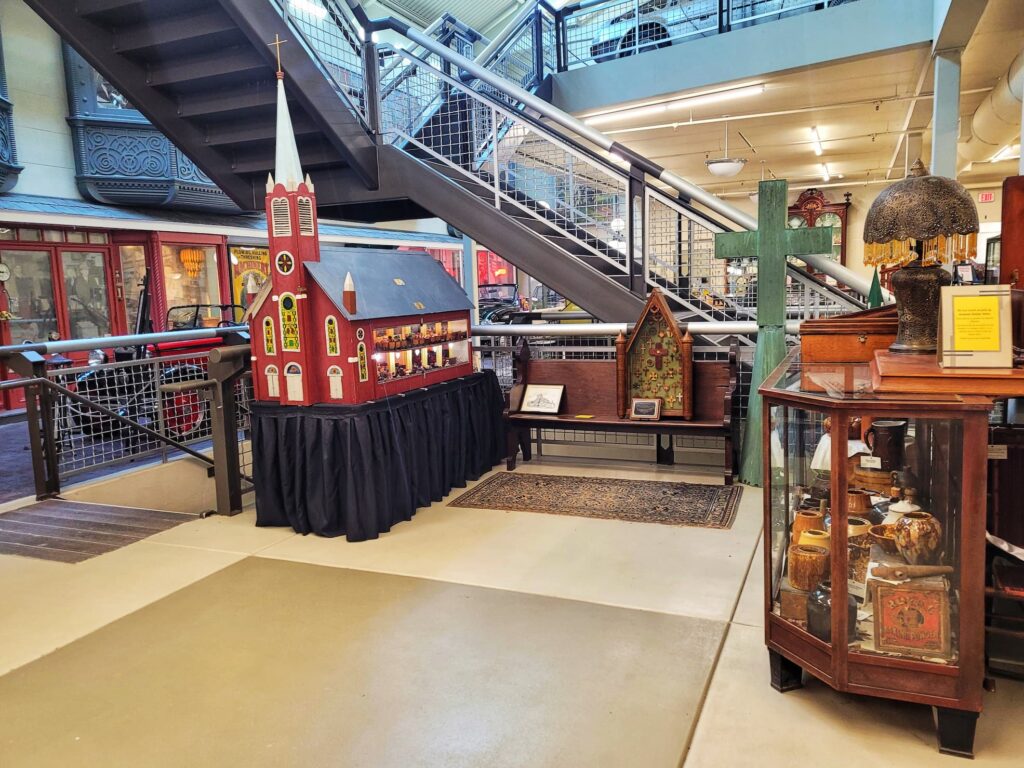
left=252, top=371, right=506, bottom=541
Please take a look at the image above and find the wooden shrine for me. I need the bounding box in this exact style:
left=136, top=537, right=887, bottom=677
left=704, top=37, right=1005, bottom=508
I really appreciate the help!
left=615, top=288, right=694, bottom=419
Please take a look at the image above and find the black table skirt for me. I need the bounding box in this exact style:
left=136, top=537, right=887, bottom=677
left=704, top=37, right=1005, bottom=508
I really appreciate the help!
left=251, top=372, right=506, bottom=541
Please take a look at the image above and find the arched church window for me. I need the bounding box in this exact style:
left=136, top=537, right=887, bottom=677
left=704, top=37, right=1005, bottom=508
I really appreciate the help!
left=298, top=196, right=315, bottom=236
left=265, top=364, right=280, bottom=398
left=327, top=365, right=343, bottom=399
left=284, top=362, right=303, bottom=402
left=271, top=197, right=291, bottom=237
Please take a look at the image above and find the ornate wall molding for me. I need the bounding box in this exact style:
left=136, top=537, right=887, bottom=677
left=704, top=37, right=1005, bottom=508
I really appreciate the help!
left=0, top=30, right=23, bottom=194
left=62, top=44, right=236, bottom=212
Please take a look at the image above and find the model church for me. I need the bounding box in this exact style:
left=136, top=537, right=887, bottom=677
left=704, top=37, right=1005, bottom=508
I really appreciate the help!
left=246, top=72, right=473, bottom=406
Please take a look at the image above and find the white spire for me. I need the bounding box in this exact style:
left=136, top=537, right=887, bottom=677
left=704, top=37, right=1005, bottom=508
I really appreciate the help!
left=274, top=75, right=303, bottom=192
left=343, top=272, right=354, bottom=292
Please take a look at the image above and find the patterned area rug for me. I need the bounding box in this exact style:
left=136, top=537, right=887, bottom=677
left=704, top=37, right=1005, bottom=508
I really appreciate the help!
left=449, top=473, right=742, bottom=529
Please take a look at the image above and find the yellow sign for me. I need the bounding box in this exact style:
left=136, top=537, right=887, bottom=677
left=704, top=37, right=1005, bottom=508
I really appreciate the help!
left=231, top=246, right=269, bottom=309
left=952, top=295, right=1001, bottom=352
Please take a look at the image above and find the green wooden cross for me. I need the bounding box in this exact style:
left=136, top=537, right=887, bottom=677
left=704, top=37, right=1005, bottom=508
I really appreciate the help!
left=714, top=179, right=833, bottom=486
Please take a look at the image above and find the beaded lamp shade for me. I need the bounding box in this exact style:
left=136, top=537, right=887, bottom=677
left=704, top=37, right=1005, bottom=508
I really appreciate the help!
left=179, top=247, right=205, bottom=278
left=863, top=160, right=979, bottom=267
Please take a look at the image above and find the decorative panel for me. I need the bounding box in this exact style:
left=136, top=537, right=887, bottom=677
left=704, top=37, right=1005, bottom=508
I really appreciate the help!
left=62, top=44, right=235, bottom=212
left=0, top=29, right=23, bottom=193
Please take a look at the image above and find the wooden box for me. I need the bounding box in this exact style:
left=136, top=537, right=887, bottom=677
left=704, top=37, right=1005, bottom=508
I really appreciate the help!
left=871, top=579, right=952, bottom=659
left=800, top=305, right=898, bottom=364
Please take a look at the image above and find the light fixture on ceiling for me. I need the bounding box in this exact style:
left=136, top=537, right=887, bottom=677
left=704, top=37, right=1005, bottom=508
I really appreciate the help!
left=705, top=122, right=747, bottom=178
left=992, top=144, right=1021, bottom=162
left=288, top=0, right=328, bottom=21
left=584, top=84, right=765, bottom=127
left=810, top=126, right=823, bottom=156
left=821, top=163, right=831, bottom=182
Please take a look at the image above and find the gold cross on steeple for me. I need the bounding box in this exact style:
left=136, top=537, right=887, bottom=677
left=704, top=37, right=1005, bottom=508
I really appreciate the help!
left=268, top=34, right=288, bottom=75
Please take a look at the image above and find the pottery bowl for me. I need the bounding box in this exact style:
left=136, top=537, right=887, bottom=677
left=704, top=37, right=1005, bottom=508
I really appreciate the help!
left=869, top=524, right=900, bottom=555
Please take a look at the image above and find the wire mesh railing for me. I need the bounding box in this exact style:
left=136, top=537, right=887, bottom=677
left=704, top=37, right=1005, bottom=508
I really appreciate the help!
left=559, top=0, right=860, bottom=70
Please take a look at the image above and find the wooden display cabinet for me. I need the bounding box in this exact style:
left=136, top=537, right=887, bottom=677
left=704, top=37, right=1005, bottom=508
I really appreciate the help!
left=760, top=352, right=991, bottom=757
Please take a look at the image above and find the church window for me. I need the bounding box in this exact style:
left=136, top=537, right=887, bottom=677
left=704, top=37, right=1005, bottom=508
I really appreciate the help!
left=298, top=197, right=315, bottom=236
left=280, top=293, right=300, bottom=351
left=357, top=342, right=369, bottom=382
left=262, top=317, right=276, bottom=355
left=271, top=197, right=291, bottom=237
left=325, top=316, right=340, bottom=356
left=275, top=250, right=294, bottom=275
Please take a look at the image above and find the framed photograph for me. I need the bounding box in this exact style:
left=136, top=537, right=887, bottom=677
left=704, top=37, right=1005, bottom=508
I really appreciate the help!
left=955, top=263, right=977, bottom=285
left=520, top=384, right=565, bottom=414
left=629, top=397, right=662, bottom=421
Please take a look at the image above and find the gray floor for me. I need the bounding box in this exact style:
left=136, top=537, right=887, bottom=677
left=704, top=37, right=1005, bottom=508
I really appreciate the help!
left=0, top=557, right=726, bottom=768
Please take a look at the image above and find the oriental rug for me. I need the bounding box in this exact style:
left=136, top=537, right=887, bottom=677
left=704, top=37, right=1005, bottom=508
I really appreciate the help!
left=449, top=472, right=742, bottom=529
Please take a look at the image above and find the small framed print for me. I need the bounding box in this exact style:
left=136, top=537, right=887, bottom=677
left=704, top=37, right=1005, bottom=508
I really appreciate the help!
left=629, top=397, right=662, bottom=421
left=520, top=384, right=565, bottom=414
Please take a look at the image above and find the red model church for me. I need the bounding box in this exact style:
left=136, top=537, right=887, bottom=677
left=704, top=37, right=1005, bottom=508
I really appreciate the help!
left=247, top=73, right=473, bottom=407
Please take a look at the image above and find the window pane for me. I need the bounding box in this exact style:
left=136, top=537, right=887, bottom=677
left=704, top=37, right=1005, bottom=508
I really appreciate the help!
left=66, top=231, right=87, bottom=243
left=88, top=232, right=108, bottom=244
left=18, top=229, right=41, bottom=242
left=1, top=249, right=59, bottom=342
left=61, top=251, right=111, bottom=339
left=0, top=227, right=14, bottom=241
left=43, top=229, right=64, bottom=242
left=161, top=245, right=221, bottom=327
left=119, top=245, right=148, bottom=333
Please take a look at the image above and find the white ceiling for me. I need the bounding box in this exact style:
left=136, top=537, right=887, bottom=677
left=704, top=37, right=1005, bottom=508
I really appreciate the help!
left=570, top=0, right=1024, bottom=198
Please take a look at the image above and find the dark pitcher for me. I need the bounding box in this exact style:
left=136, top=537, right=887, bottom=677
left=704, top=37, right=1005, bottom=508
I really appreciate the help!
left=865, top=420, right=908, bottom=472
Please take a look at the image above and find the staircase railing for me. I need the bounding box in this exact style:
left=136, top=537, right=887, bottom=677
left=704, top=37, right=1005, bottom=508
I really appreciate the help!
left=273, top=0, right=880, bottom=313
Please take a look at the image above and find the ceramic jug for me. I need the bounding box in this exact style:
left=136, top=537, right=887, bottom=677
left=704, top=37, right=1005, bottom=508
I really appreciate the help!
left=865, top=420, right=908, bottom=472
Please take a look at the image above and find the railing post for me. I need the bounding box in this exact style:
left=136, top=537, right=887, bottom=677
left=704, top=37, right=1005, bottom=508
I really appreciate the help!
left=362, top=40, right=383, bottom=141
left=491, top=106, right=500, bottom=208
left=633, top=0, right=641, bottom=55
left=719, top=0, right=730, bottom=34
left=207, top=341, right=250, bottom=517
left=554, top=8, right=567, bottom=72
left=532, top=11, right=545, bottom=87
left=7, top=351, right=60, bottom=499
left=627, top=165, right=646, bottom=295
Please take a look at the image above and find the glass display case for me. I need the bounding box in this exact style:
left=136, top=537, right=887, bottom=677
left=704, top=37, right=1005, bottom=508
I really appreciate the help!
left=371, top=318, right=469, bottom=384
left=761, top=352, right=991, bottom=757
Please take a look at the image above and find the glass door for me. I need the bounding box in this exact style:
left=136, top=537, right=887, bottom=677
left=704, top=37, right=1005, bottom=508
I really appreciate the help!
left=0, top=248, right=59, bottom=344
left=60, top=250, right=113, bottom=340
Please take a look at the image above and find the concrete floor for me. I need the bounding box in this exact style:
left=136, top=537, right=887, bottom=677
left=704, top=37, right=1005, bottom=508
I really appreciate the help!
left=0, top=456, right=1021, bottom=766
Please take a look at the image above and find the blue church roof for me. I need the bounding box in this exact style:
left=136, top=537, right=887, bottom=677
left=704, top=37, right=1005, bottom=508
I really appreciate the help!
left=305, top=246, right=472, bottom=321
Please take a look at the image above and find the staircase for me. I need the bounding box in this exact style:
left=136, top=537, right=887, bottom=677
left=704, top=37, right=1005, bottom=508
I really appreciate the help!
left=25, top=0, right=862, bottom=324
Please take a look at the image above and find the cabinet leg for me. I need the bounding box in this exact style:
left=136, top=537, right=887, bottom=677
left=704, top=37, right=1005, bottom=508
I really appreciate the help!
left=656, top=434, right=675, bottom=465
left=768, top=649, right=803, bottom=692
left=935, top=707, right=978, bottom=758
left=520, top=428, right=532, bottom=462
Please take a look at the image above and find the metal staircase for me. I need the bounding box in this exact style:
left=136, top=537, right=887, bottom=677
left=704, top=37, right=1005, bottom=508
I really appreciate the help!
left=25, top=0, right=864, bottom=324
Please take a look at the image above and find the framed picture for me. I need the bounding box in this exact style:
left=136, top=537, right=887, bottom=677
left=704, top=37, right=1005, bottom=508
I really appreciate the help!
left=955, top=263, right=977, bottom=284
left=520, top=384, right=565, bottom=414
left=629, top=397, right=662, bottom=421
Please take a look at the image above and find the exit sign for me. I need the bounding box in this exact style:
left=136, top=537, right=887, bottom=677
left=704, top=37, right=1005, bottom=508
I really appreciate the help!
left=978, top=191, right=995, bottom=203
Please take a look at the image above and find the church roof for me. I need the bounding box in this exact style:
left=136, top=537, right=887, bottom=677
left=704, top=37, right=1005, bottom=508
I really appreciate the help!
left=305, top=246, right=472, bottom=321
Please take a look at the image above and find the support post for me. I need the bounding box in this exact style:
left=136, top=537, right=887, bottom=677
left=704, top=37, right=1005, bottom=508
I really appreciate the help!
left=532, top=10, right=545, bottom=86
left=7, top=351, right=60, bottom=498
left=555, top=8, right=566, bottom=72
left=362, top=40, right=383, bottom=141
left=628, top=165, right=646, bottom=295
left=931, top=48, right=962, bottom=179
left=207, top=343, right=250, bottom=517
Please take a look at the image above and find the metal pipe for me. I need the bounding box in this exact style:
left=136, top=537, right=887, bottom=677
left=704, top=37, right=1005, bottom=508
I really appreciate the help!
left=0, top=326, right=248, bottom=358
left=472, top=320, right=800, bottom=336
left=799, top=253, right=894, bottom=302
left=208, top=344, right=253, bottom=364
left=474, top=2, right=538, bottom=65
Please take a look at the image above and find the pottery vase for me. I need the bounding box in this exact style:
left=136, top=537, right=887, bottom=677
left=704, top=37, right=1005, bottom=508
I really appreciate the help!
left=894, top=511, right=942, bottom=565
left=792, top=508, right=826, bottom=538
left=788, top=545, right=830, bottom=591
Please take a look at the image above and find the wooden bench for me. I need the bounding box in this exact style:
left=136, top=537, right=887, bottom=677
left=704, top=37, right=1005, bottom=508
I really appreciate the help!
left=505, top=344, right=739, bottom=484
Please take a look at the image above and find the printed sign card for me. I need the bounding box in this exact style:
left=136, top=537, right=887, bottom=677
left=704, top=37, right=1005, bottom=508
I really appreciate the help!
left=938, top=285, right=1012, bottom=368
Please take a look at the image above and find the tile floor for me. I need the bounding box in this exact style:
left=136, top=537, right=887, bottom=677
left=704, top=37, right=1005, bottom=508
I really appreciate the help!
left=0, top=456, right=1021, bottom=766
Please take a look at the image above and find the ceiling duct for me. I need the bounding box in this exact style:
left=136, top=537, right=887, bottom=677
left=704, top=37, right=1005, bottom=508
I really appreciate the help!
left=959, top=49, right=1023, bottom=167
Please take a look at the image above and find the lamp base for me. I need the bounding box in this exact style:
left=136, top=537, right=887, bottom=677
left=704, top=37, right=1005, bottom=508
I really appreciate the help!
left=889, top=264, right=951, bottom=354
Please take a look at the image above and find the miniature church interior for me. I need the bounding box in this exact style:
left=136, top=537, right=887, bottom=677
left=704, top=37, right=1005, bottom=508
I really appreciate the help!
left=0, top=2, right=1021, bottom=767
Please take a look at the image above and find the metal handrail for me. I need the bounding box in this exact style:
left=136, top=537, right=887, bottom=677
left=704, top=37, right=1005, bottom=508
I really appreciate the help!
left=472, top=321, right=799, bottom=336
left=0, top=326, right=248, bottom=359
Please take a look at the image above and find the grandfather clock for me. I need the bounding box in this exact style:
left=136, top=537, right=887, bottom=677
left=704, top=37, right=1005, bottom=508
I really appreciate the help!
left=787, top=188, right=852, bottom=266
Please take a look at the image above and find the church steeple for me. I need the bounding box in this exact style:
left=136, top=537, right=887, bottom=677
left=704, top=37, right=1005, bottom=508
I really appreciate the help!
left=272, top=73, right=304, bottom=192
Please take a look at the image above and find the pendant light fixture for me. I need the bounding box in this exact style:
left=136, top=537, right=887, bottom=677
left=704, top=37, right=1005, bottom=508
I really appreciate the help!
left=705, top=121, right=747, bottom=178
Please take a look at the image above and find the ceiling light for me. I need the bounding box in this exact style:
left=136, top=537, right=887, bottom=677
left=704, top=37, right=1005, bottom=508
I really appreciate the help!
left=288, top=0, right=328, bottom=20
left=705, top=122, right=746, bottom=178
left=821, top=163, right=831, bottom=182
left=811, top=126, right=823, bottom=156
left=584, top=84, right=765, bottom=127
left=992, top=144, right=1021, bottom=162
